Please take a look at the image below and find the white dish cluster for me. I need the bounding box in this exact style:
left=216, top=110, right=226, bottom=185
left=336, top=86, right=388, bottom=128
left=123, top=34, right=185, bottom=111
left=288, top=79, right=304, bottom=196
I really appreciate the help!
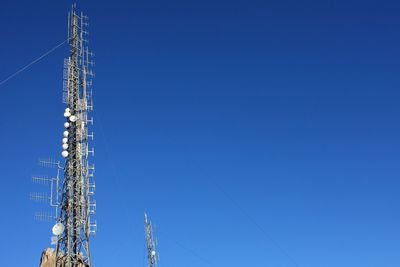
left=61, top=107, right=76, bottom=158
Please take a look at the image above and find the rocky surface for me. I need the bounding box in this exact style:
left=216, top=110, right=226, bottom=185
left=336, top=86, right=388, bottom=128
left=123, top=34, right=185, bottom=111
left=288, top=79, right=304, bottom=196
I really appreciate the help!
left=39, top=248, right=88, bottom=267
left=39, top=248, right=58, bottom=267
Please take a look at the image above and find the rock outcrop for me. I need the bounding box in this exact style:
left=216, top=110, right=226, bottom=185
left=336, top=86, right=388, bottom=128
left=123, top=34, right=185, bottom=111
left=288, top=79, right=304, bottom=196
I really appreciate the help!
left=39, top=248, right=58, bottom=267
left=39, top=248, right=88, bottom=267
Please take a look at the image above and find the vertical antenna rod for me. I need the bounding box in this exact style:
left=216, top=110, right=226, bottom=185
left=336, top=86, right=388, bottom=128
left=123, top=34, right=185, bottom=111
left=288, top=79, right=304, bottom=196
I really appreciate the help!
left=144, top=213, right=158, bottom=267
left=55, top=4, right=96, bottom=267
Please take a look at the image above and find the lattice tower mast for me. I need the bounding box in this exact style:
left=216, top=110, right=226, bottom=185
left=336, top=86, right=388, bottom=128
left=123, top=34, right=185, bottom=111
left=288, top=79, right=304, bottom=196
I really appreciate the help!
left=56, top=4, right=96, bottom=267
left=144, top=214, right=158, bottom=267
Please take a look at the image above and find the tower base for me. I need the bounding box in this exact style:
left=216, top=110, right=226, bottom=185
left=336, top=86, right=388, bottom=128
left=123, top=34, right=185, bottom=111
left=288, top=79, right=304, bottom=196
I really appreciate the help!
left=39, top=248, right=88, bottom=267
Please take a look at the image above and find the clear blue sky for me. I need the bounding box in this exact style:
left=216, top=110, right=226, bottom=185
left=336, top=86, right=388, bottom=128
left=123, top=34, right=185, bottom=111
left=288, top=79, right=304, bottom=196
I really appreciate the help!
left=0, top=0, right=399, bottom=266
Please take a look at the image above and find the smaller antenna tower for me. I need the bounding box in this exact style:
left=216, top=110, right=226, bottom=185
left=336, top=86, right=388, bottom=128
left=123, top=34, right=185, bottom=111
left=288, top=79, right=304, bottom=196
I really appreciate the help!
left=144, top=213, right=159, bottom=267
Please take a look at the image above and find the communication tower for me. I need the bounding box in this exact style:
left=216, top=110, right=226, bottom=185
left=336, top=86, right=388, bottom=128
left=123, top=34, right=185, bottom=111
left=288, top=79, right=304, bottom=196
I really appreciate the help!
left=32, top=4, right=96, bottom=267
left=144, top=213, right=159, bottom=267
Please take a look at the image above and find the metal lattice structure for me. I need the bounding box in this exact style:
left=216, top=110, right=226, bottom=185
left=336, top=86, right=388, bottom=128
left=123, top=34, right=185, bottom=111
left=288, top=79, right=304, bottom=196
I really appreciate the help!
left=56, top=4, right=96, bottom=266
left=144, top=213, right=158, bottom=267
left=31, top=5, right=95, bottom=266
left=30, top=4, right=95, bottom=267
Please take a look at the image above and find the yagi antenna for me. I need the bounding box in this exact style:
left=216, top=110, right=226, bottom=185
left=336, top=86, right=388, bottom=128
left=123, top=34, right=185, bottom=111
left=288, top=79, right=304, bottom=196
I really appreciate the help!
left=30, top=160, right=62, bottom=224
left=34, top=212, right=55, bottom=222
left=38, top=158, right=61, bottom=168
left=30, top=192, right=49, bottom=202
left=32, top=175, right=51, bottom=185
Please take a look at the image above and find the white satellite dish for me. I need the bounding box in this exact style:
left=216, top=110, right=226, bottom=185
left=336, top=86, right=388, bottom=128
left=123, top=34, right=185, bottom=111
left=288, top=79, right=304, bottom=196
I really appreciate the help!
left=65, top=108, right=70, bottom=113
left=62, top=144, right=69, bottom=150
left=69, top=115, right=77, bottom=122
left=64, top=112, right=71, bottom=118
left=61, top=150, right=69, bottom=158
left=63, top=131, right=69, bottom=137
left=64, top=122, right=70, bottom=128
left=62, top=138, right=68, bottom=144
left=52, top=223, right=65, bottom=236
left=151, top=250, right=156, bottom=256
